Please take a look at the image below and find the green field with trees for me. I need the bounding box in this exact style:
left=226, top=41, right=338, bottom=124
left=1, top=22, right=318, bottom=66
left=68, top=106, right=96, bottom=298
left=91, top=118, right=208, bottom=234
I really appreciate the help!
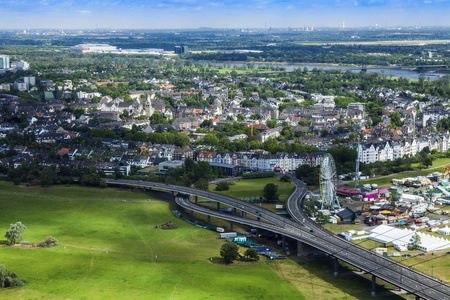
left=0, top=183, right=397, bottom=300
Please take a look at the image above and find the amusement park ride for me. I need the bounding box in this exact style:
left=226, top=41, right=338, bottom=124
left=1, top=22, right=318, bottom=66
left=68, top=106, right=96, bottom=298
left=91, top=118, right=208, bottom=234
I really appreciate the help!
left=319, top=153, right=341, bottom=210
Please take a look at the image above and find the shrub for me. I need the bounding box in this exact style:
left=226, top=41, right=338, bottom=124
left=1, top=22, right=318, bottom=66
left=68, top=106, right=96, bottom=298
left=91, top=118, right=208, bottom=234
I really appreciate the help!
left=0, top=264, right=27, bottom=288
left=158, top=221, right=178, bottom=230
left=242, top=172, right=275, bottom=179
left=280, top=175, right=291, bottom=183
left=215, top=182, right=230, bottom=191
left=39, top=236, right=59, bottom=248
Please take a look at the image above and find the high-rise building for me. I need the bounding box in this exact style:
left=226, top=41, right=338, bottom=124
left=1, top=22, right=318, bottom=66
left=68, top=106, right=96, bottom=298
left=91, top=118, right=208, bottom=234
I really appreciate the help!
left=0, top=55, right=10, bottom=69
left=174, top=46, right=189, bottom=54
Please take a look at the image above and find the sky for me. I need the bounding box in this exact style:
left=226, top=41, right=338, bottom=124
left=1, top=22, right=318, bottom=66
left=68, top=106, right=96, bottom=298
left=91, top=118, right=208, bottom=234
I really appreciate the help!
left=1, top=0, right=450, bottom=29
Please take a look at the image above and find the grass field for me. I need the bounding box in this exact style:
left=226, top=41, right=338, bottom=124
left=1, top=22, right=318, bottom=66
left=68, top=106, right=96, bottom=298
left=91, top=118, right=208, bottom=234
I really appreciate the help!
left=344, top=157, right=450, bottom=188
left=0, top=181, right=397, bottom=300
left=211, top=177, right=295, bottom=201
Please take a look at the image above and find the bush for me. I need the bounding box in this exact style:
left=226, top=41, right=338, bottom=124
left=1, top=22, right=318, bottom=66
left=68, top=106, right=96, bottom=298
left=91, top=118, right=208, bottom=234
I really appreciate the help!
left=0, top=264, right=27, bottom=288
left=215, top=182, right=230, bottom=191
left=280, top=175, right=291, bottom=183
left=39, top=236, right=59, bottom=248
left=244, top=248, right=259, bottom=261
left=242, top=172, right=275, bottom=179
left=157, top=221, right=178, bottom=230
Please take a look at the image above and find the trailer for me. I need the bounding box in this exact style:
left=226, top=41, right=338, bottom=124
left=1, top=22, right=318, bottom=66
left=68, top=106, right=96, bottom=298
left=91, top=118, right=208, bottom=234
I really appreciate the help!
left=220, top=232, right=237, bottom=239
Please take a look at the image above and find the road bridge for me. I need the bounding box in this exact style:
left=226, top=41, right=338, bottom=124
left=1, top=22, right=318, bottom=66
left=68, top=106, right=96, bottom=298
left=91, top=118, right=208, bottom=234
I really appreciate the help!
left=105, top=178, right=450, bottom=300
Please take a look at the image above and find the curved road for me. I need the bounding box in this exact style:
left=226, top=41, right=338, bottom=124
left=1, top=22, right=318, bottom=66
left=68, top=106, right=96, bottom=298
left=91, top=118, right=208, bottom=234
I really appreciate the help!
left=105, top=178, right=450, bottom=300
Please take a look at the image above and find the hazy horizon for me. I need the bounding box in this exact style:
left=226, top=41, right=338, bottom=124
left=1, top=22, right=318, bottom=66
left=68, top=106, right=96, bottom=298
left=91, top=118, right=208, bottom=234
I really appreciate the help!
left=1, top=0, right=450, bottom=30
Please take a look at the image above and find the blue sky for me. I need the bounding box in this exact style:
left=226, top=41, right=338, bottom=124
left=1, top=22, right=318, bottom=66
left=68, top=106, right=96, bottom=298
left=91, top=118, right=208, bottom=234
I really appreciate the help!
left=1, top=0, right=450, bottom=29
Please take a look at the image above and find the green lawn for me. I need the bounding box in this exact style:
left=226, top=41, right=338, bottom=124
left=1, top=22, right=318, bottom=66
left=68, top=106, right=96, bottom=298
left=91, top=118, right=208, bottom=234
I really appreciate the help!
left=0, top=182, right=384, bottom=300
left=0, top=181, right=151, bottom=201
left=345, top=158, right=450, bottom=188
left=211, top=177, right=295, bottom=202
left=322, top=223, right=364, bottom=234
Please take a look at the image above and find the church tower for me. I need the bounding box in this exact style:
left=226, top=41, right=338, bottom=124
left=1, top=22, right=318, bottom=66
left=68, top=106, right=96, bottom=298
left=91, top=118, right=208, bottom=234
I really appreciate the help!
left=144, top=95, right=153, bottom=117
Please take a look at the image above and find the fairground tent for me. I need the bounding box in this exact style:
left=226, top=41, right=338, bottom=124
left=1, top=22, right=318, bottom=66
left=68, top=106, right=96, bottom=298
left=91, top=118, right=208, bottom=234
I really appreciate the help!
left=369, top=225, right=450, bottom=252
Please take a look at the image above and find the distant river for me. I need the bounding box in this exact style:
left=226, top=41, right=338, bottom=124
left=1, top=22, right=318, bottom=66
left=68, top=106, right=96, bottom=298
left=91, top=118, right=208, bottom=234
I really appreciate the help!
left=212, top=62, right=447, bottom=81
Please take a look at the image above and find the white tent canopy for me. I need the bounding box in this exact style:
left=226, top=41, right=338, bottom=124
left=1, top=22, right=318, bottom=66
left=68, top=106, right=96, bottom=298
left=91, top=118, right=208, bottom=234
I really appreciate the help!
left=369, top=225, right=450, bottom=252
left=438, top=226, right=450, bottom=236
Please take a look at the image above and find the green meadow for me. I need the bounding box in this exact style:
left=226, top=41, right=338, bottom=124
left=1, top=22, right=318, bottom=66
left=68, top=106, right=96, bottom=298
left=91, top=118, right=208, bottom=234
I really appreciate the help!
left=211, top=177, right=295, bottom=201
left=0, top=182, right=404, bottom=299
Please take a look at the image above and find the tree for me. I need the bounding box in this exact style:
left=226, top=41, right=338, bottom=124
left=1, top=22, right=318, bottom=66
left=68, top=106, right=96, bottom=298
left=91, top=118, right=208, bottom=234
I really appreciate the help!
left=409, top=232, right=421, bottom=249
left=389, top=112, right=403, bottom=127
left=244, top=248, right=259, bottom=261
left=303, top=200, right=319, bottom=217
left=315, top=211, right=329, bottom=225
left=215, top=182, right=230, bottom=191
left=419, top=151, right=432, bottom=170
left=295, top=165, right=319, bottom=186
left=220, top=242, right=239, bottom=264
left=150, top=111, right=164, bottom=124
left=200, top=119, right=212, bottom=128
left=0, top=264, right=27, bottom=288
left=266, top=118, right=278, bottom=128
left=281, top=126, right=293, bottom=139
left=263, top=183, right=279, bottom=202
left=389, top=190, right=400, bottom=207
left=194, top=179, right=209, bottom=191
left=121, top=109, right=130, bottom=120
left=280, top=175, right=291, bottom=183
left=5, top=222, right=27, bottom=245
left=40, top=166, right=56, bottom=187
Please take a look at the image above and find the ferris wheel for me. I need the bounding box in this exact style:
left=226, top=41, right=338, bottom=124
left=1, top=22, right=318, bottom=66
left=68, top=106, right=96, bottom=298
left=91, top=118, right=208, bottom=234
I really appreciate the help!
left=320, top=153, right=339, bottom=210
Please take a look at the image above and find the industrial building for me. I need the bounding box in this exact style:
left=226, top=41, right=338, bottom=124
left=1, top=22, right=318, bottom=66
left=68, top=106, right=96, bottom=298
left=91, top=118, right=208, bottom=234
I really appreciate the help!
left=70, top=44, right=118, bottom=53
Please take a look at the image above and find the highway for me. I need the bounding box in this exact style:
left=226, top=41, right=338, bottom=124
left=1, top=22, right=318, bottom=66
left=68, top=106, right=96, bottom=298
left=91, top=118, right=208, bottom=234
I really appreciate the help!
left=105, top=178, right=450, bottom=300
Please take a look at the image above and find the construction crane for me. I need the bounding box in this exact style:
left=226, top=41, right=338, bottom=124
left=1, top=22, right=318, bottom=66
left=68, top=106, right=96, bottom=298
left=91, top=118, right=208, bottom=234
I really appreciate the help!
left=248, top=121, right=261, bottom=137
left=443, top=164, right=450, bottom=176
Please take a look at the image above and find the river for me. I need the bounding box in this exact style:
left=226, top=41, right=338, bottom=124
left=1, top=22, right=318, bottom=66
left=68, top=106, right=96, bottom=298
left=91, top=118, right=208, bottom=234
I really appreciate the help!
left=212, top=62, right=447, bottom=81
